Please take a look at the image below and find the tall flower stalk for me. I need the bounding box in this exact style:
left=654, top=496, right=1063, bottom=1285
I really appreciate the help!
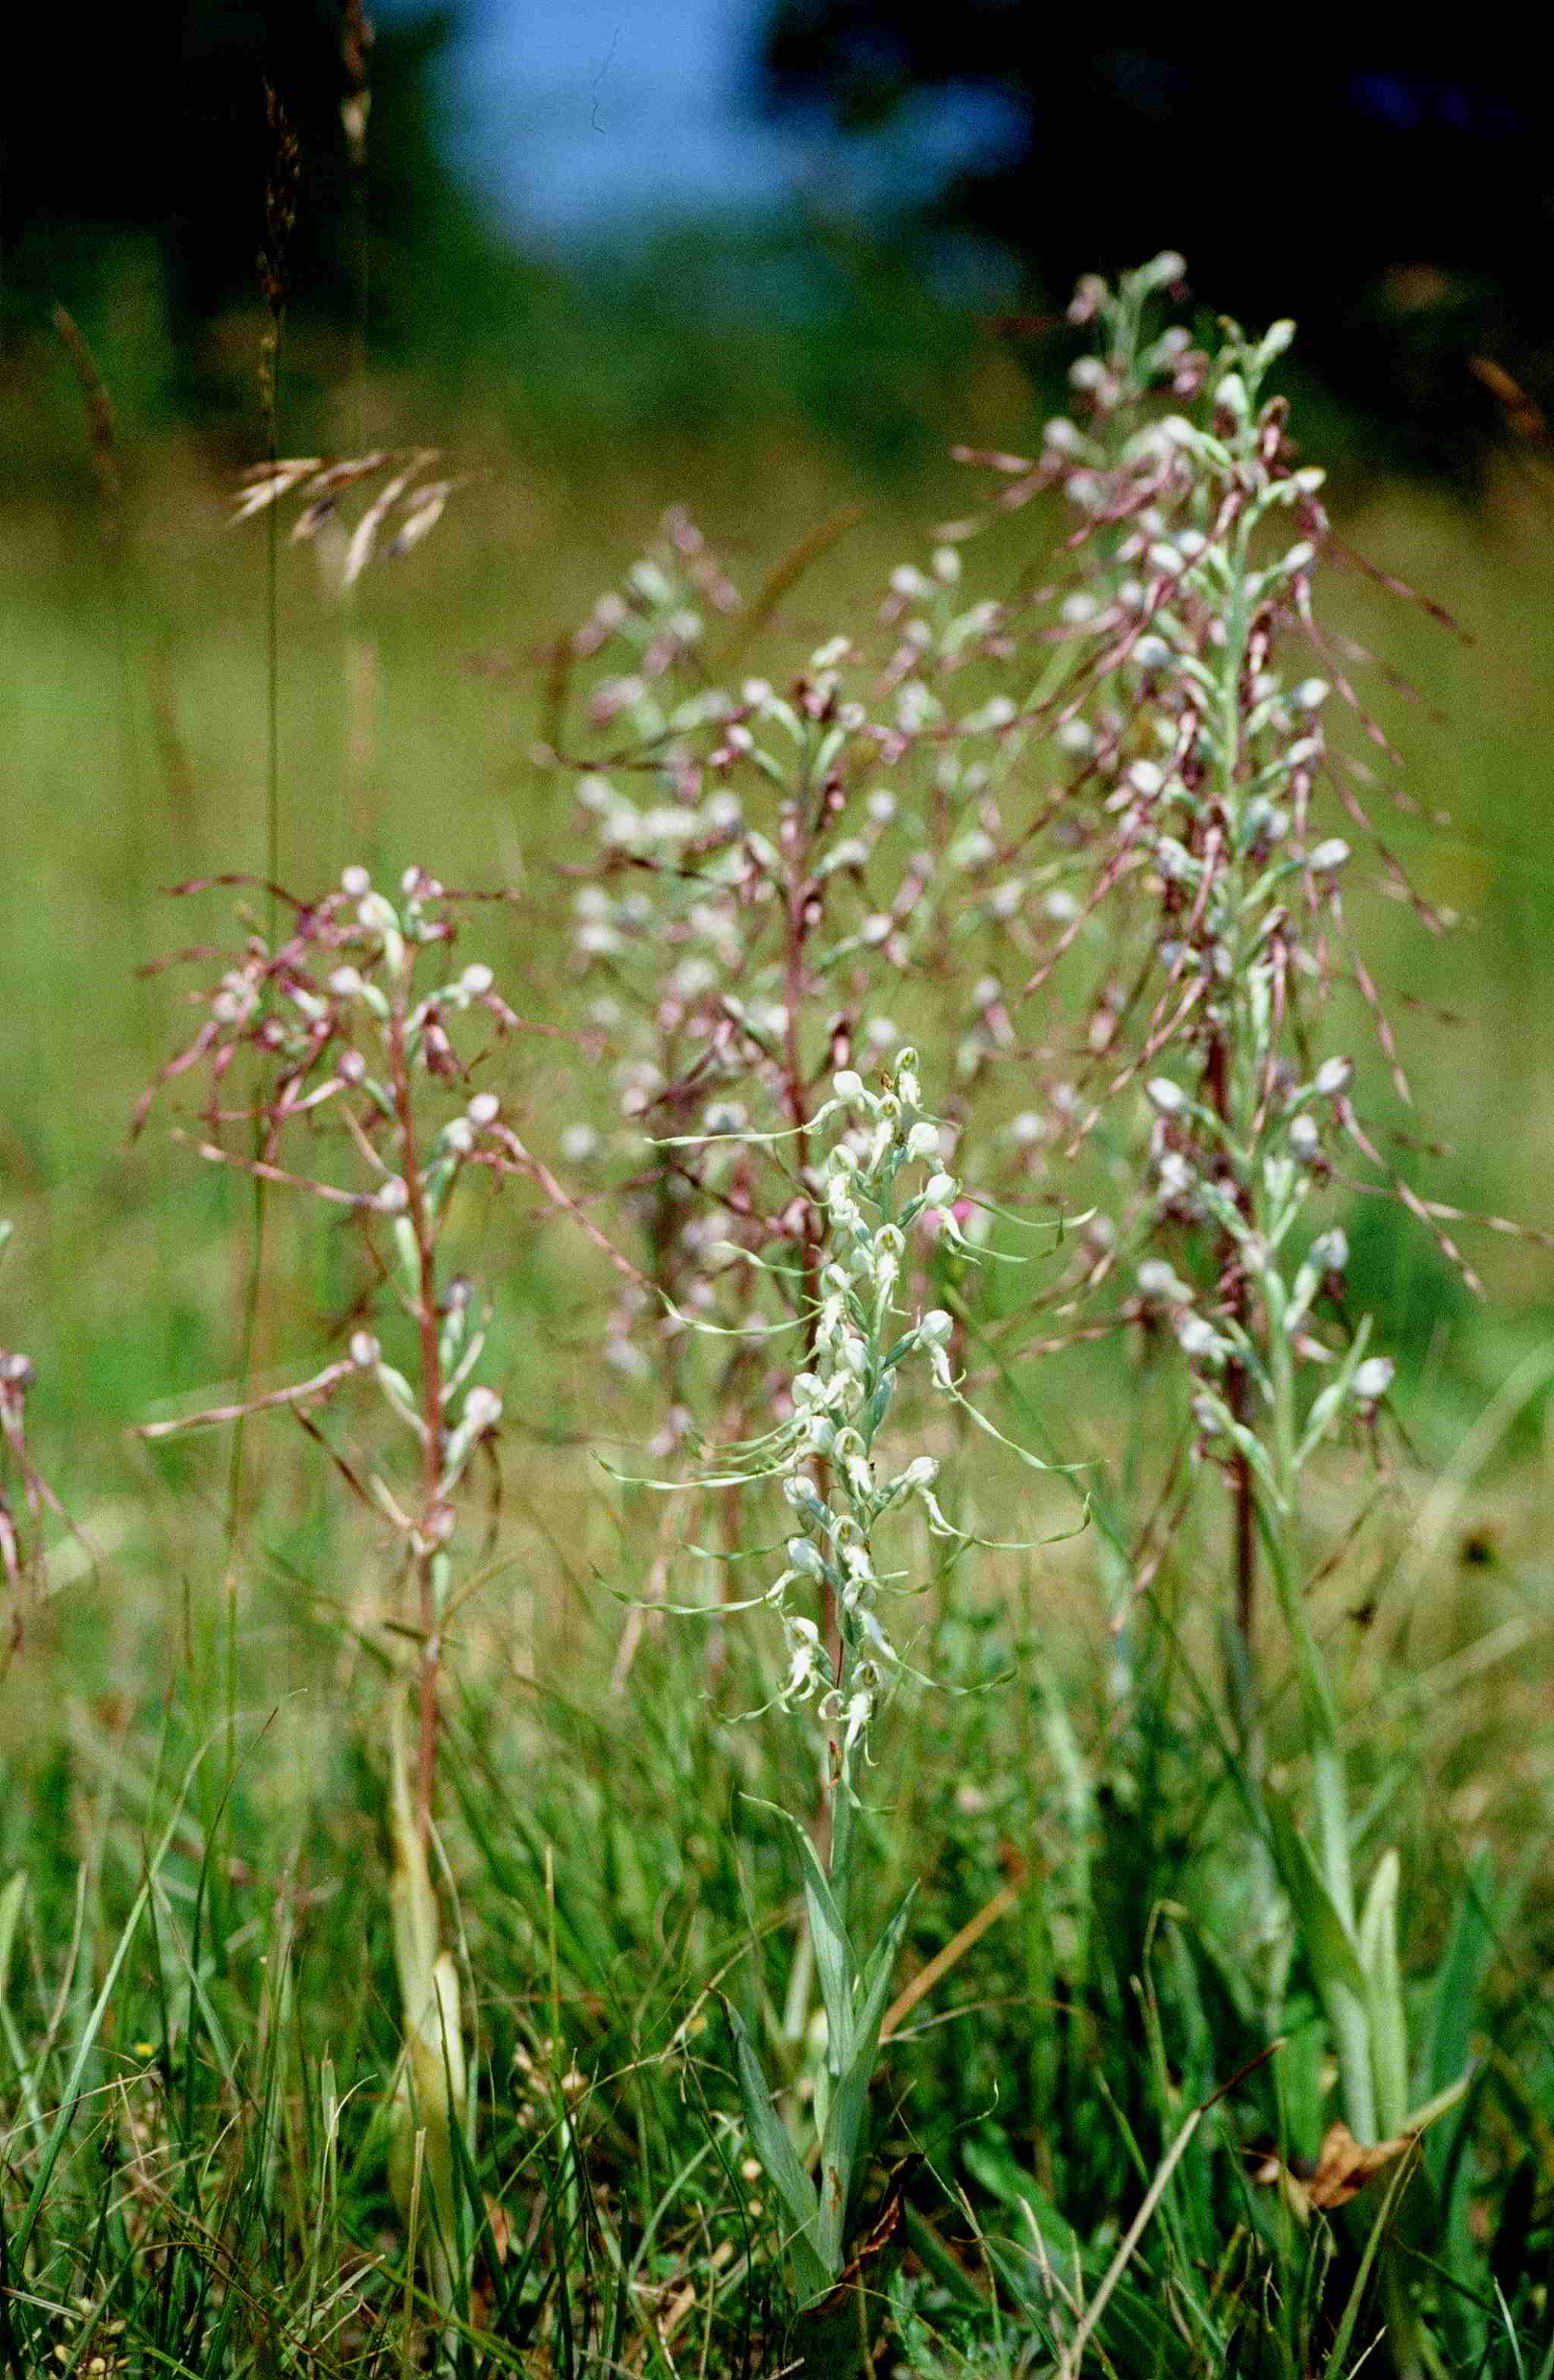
left=136, top=863, right=631, bottom=2322
left=647, top=1050, right=1057, bottom=2313
left=974, top=266, right=1471, bottom=2153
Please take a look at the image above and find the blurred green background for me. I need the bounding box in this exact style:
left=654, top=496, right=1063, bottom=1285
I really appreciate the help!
left=3, top=3, right=1552, bottom=1547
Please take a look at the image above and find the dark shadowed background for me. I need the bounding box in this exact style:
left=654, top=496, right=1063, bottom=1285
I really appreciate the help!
left=5, top=5, right=1553, bottom=478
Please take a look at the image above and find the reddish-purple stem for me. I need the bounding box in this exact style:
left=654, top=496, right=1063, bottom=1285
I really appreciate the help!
left=385, top=998, right=448, bottom=1847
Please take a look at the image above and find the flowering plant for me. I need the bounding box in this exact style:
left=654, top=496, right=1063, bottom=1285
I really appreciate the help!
left=643, top=1049, right=1067, bottom=2312
left=137, top=862, right=640, bottom=2311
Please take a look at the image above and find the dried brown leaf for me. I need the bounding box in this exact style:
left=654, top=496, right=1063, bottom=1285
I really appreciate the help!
left=1254, top=2119, right=1417, bottom=2216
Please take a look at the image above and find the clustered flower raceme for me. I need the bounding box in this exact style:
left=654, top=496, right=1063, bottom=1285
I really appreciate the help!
left=660, top=1053, right=988, bottom=1771
left=1138, top=1070, right=1394, bottom=1493
left=921, top=263, right=1475, bottom=1471
left=558, top=514, right=1078, bottom=1406
left=1018, top=316, right=1353, bottom=1095
left=1005, top=294, right=1425, bottom=1491
left=912, top=279, right=1364, bottom=1257
left=570, top=505, right=740, bottom=724
left=139, top=863, right=512, bottom=1135
left=137, top=865, right=629, bottom=1546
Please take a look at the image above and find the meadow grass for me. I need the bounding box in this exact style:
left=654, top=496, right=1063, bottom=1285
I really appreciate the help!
left=0, top=265, right=1552, bottom=2378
